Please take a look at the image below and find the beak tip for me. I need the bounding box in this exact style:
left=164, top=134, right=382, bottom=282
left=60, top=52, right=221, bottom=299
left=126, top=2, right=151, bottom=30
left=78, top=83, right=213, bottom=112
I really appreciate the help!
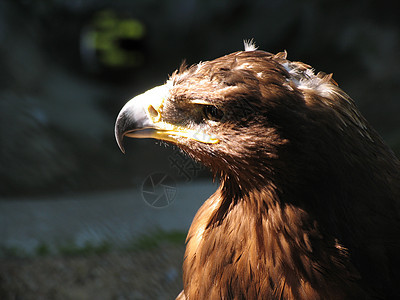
left=117, top=143, right=126, bottom=154
left=115, top=134, right=126, bottom=154
left=115, top=122, right=126, bottom=154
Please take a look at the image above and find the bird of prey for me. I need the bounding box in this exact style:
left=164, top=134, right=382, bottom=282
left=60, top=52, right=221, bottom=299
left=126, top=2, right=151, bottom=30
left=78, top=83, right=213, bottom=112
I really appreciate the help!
left=115, top=42, right=400, bottom=299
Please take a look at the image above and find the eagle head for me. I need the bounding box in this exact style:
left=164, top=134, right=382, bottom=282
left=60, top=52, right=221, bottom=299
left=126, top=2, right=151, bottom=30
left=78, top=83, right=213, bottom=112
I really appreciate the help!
left=115, top=48, right=375, bottom=191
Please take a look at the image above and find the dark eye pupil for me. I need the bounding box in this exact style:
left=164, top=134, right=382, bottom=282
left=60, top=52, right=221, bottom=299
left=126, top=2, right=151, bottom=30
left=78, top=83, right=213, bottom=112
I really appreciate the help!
left=204, top=105, right=224, bottom=121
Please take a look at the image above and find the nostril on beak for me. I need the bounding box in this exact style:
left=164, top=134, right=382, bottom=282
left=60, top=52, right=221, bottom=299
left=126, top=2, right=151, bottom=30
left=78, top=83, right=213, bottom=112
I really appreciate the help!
left=148, top=105, right=159, bottom=120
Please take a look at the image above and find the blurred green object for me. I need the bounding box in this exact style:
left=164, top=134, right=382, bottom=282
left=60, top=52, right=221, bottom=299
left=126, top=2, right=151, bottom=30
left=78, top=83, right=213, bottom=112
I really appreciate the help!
left=82, top=9, right=146, bottom=68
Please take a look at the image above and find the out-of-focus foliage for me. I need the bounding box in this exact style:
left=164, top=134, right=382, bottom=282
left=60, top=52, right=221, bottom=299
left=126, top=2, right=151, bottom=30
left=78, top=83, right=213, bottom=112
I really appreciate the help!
left=82, top=10, right=146, bottom=68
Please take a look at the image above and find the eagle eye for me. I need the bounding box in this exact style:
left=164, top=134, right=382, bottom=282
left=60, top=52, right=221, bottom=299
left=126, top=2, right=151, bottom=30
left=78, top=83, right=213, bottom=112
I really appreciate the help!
left=203, top=105, right=224, bottom=121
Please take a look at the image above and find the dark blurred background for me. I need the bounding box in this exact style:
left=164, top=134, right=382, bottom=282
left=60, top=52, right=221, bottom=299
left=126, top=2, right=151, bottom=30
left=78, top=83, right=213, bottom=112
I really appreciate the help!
left=0, top=0, right=399, bottom=299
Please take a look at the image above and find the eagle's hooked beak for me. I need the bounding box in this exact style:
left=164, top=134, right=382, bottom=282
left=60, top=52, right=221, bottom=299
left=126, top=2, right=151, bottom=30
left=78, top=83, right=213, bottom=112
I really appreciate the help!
left=115, top=84, right=219, bottom=153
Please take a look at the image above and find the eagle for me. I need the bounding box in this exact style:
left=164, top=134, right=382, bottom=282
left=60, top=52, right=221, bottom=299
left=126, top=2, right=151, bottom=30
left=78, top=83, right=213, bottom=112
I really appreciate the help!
left=115, top=42, right=400, bottom=299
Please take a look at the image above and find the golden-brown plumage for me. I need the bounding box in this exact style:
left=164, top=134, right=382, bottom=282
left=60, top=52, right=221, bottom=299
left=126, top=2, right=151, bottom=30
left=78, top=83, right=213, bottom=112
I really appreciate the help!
left=115, top=45, right=400, bottom=299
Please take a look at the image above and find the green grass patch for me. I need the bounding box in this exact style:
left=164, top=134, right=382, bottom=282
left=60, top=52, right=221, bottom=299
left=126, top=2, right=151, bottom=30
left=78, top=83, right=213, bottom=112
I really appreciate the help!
left=0, top=229, right=186, bottom=258
left=129, top=229, right=186, bottom=252
left=35, top=242, right=51, bottom=257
